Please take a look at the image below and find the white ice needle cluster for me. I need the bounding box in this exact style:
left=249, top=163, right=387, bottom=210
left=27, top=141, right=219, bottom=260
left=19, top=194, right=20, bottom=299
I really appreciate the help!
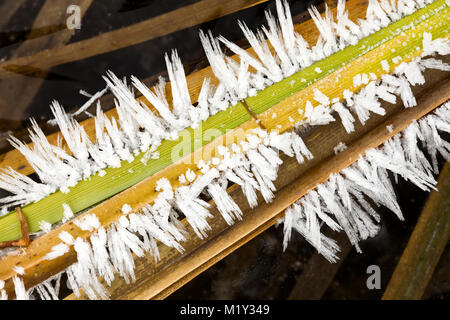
left=0, top=0, right=436, bottom=213
left=282, top=101, right=450, bottom=262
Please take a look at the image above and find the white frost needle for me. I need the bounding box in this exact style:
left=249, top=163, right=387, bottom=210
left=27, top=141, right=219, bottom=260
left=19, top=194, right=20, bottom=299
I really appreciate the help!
left=13, top=276, right=29, bottom=300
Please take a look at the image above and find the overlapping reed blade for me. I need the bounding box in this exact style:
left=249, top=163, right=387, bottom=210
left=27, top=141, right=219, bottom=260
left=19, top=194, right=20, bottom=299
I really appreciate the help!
left=0, top=0, right=447, bottom=243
